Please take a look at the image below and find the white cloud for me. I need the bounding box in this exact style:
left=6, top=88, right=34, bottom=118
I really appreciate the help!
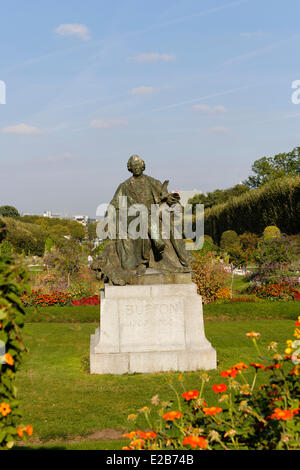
left=54, top=24, right=91, bottom=41
left=191, top=104, right=226, bottom=114
left=90, top=119, right=128, bottom=129
left=130, top=86, right=156, bottom=96
left=1, top=123, right=45, bottom=135
left=207, top=126, right=229, bottom=134
left=130, top=53, right=175, bottom=63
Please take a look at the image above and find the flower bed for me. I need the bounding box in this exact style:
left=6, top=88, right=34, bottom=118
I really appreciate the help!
left=122, top=319, right=300, bottom=450
left=21, top=290, right=72, bottom=307
left=21, top=290, right=100, bottom=307
left=250, top=283, right=300, bottom=301
left=72, top=295, right=100, bottom=306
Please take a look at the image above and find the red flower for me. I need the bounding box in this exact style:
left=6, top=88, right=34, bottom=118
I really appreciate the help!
left=183, top=435, right=207, bottom=449
left=270, top=408, right=294, bottom=421
left=182, top=390, right=200, bottom=401
left=212, top=383, right=228, bottom=394
left=250, top=363, right=265, bottom=371
left=203, top=406, right=222, bottom=416
left=162, top=411, right=183, bottom=421
left=220, top=368, right=239, bottom=378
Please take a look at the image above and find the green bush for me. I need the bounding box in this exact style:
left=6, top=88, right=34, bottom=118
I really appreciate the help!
left=263, top=225, right=281, bottom=240
left=220, top=230, right=240, bottom=251
left=0, top=253, right=33, bottom=448
left=239, top=232, right=259, bottom=251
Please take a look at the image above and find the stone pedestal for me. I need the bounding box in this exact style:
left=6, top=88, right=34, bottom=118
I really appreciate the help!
left=90, top=282, right=216, bottom=374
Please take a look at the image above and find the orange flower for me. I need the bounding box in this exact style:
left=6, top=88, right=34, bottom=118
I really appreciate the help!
left=212, top=383, right=228, bottom=394
left=123, top=431, right=137, bottom=439
left=270, top=408, right=294, bottom=421
left=290, top=365, right=300, bottom=376
left=139, top=431, right=157, bottom=440
left=182, top=390, right=200, bottom=401
left=26, top=425, right=33, bottom=436
left=203, top=406, right=222, bottom=416
left=233, top=362, right=248, bottom=370
left=220, top=368, right=239, bottom=378
left=246, top=331, right=260, bottom=338
left=17, top=428, right=24, bottom=438
left=0, top=403, right=11, bottom=416
left=183, top=435, right=207, bottom=449
left=265, top=363, right=281, bottom=371
left=250, top=363, right=265, bottom=371
left=129, top=439, right=145, bottom=449
left=162, top=411, right=183, bottom=421
left=4, top=353, right=14, bottom=366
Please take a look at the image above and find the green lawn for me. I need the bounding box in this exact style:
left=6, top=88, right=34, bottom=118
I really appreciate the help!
left=15, top=319, right=296, bottom=450
left=24, top=300, right=300, bottom=323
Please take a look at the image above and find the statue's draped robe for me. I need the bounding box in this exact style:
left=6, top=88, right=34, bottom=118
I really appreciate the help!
left=108, top=174, right=193, bottom=274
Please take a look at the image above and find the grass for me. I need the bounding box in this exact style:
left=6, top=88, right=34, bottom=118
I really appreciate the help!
left=232, top=275, right=250, bottom=293
left=24, top=305, right=99, bottom=323
left=24, top=300, right=300, bottom=324
left=15, top=319, right=296, bottom=448
left=204, top=301, right=300, bottom=320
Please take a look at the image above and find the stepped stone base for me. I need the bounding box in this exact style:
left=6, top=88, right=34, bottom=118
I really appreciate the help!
left=90, top=282, right=216, bottom=375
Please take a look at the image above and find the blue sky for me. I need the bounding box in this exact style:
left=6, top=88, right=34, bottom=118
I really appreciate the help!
left=1, top=0, right=300, bottom=216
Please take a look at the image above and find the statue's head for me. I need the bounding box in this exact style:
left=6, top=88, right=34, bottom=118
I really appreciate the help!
left=127, top=155, right=145, bottom=176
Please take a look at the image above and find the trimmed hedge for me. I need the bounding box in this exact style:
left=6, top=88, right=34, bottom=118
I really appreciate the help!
left=204, top=176, right=300, bottom=243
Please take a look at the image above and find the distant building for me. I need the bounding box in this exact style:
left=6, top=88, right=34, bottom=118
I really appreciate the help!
left=73, top=215, right=89, bottom=226
left=172, top=189, right=202, bottom=206
left=43, top=210, right=65, bottom=219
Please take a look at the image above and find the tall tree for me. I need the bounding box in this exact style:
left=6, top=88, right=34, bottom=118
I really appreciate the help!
left=243, top=147, right=300, bottom=189
left=0, top=206, right=20, bottom=218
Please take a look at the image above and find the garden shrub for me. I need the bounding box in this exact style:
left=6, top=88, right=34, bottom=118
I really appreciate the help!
left=239, top=232, right=259, bottom=251
left=220, top=230, right=240, bottom=252
left=192, top=251, right=230, bottom=303
left=252, top=235, right=297, bottom=285
left=263, top=226, right=281, bottom=241
left=123, top=322, right=300, bottom=450
left=0, top=253, right=33, bottom=449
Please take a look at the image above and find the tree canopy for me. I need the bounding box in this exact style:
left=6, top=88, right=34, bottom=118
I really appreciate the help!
left=243, top=146, right=300, bottom=189
left=188, top=184, right=249, bottom=210
left=0, top=205, right=20, bottom=218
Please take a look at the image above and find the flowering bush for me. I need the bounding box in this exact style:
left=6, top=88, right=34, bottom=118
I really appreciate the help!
left=123, top=321, right=300, bottom=450
left=249, top=283, right=300, bottom=301
left=192, top=251, right=230, bottom=304
left=0, top=253, right=33, bottom=449
left=227, top=248, right=255, bottom=268
left=215, top=286, right=231, bottom=300
left=253, top=235, right=297, bottom=285
left=72, top=295, right=100, bottom=306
